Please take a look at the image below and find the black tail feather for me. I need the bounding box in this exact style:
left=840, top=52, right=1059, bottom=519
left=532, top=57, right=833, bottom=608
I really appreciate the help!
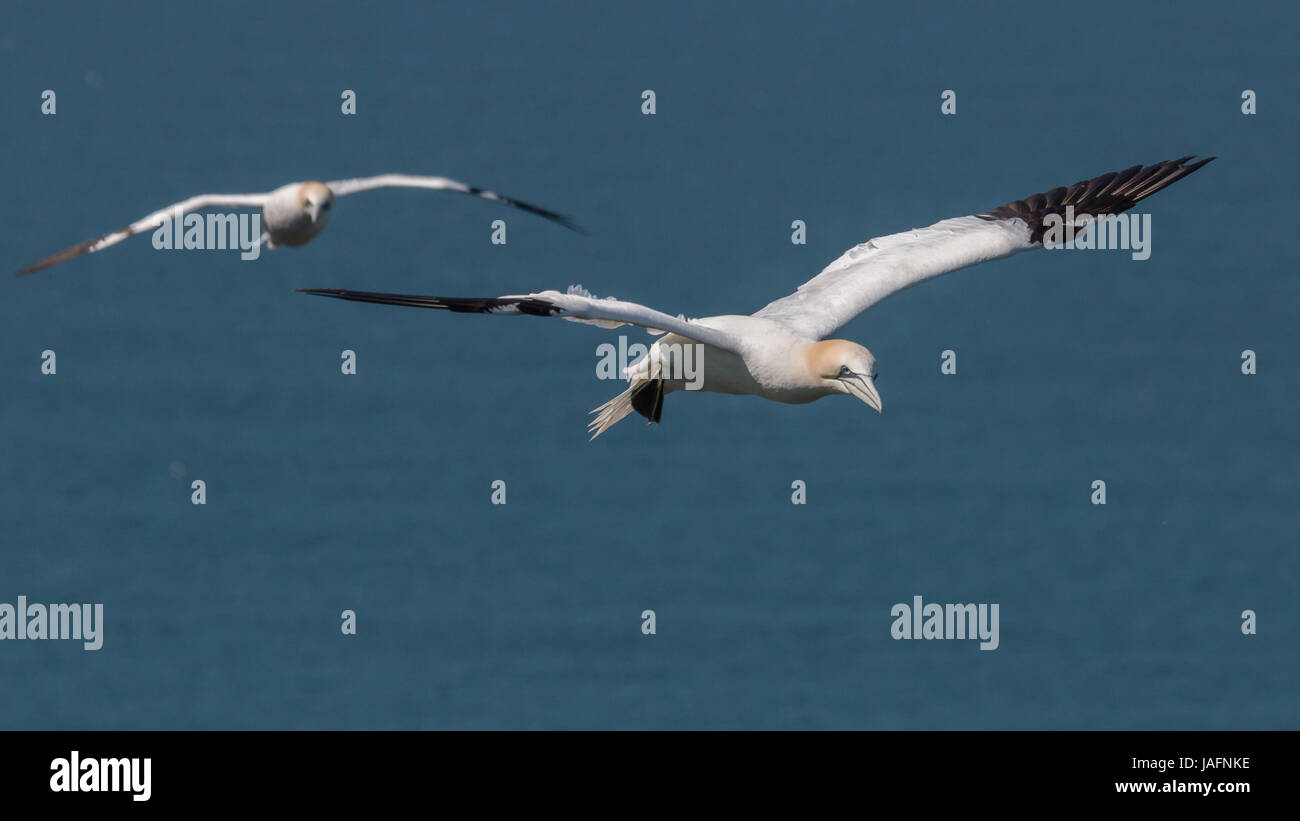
left=630, top=378, right=665, bottom=424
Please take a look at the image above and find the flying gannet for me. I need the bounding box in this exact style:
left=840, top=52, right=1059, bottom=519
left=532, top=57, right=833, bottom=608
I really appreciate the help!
left=299, top=156, right=1213, bottom=438
left=14, top=174, right=582, bottom=276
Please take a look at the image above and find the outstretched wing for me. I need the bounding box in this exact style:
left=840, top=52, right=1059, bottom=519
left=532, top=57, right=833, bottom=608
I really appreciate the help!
left=754, top=156, right=1214, bottom=339
left=324, top=174, right=584, bottom=233
left=15, top=193, right=269, bottom=276
left=297, top=285, right=744, bottom=353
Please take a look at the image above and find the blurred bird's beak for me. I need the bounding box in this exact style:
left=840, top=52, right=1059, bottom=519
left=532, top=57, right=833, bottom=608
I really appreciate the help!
left=843, top=374, right=883, bottom=413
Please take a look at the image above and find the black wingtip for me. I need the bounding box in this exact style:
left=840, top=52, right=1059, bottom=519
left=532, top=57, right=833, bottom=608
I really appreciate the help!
left=520, top=202, right=587, bottom=235
left=14, top=258, right=60, bottom=277
left=463, top=185, right=588, bottom=235
left=296, top=288, right=357, bottom=301
left=510, top=201, right=588, bottom=235
left=979, top=155, right=1217, bottom=242
left=562, top=218, right=591, bottom=236
left=297, top=287, right=562, bottom=316
left=296, top=287, right=450, bottom=310
left=534, top=211, right=588, bottom=235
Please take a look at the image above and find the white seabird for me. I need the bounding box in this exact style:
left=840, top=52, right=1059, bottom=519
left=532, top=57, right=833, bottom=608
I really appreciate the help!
left=298, top=156, right=1213, bottom=438
left=14, top=174, right=581, bottom=276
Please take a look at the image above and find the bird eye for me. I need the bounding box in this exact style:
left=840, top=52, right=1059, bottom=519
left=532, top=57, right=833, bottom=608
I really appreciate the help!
left=838, top=365, right=851, bottom=377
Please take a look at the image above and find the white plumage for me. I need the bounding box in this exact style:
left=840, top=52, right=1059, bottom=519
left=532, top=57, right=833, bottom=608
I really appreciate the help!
left=297, top=157, right=1213, bottom=438
left=15, top=174, right=580, bottom=276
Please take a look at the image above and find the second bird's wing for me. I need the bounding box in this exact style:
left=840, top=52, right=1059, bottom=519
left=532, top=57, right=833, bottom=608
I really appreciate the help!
left=15, top=193, right=270, bottom=276
left=324, top=174, right=584, bottom=233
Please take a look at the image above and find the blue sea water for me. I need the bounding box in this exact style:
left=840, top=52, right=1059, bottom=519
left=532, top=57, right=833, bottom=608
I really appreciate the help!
left=0, top=0, right=1295, bottom=729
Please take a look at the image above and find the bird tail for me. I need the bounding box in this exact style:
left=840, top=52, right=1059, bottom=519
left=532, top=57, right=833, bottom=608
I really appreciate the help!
left=588, top=377, right=665, bottom=440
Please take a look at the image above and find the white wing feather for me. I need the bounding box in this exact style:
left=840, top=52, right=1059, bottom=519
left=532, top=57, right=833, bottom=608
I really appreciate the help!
left=325, top=174, right=468, bottom=197
left=520, top=289, right=744, bottom=353
left=324, top=174, right=580, bottom=231
left=754, top=215, right=1035, bottom=339
left=16, top=193, right=269, bottom=275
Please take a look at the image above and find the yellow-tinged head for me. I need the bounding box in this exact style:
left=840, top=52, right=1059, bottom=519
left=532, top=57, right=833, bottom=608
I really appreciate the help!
left=806, top=340, right=882, bottom=413
left=299, top=181, right=334, bottom=224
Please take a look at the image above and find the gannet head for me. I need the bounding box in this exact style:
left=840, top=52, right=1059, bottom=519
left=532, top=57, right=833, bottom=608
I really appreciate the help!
left=807, top=340, right=882, bottom=413
left=299, top=182, right=335, bottom=226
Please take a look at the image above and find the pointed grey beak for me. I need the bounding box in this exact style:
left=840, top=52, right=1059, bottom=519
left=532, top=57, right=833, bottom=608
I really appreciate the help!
left=842, top=374, right=883, bottom=413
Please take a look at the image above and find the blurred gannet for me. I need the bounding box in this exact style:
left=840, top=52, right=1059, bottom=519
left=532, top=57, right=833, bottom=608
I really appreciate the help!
left=299, top=157, right=1213, bottom=438
left=15, top=174, right=581, bottom=276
